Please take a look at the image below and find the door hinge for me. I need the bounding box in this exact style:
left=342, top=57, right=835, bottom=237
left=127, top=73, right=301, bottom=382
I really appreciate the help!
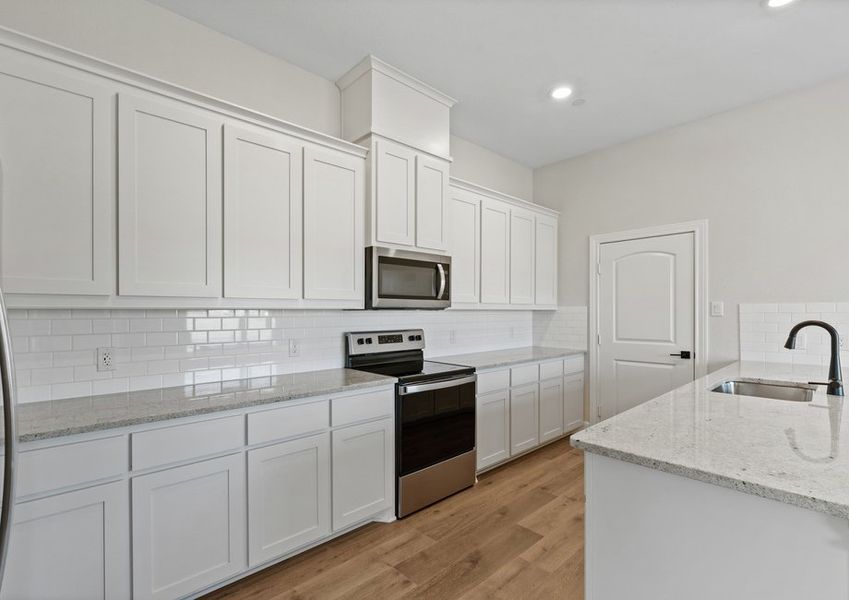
left=597, top=334, right=601, bottom=345
left=596, top=261, right=602, bottom=276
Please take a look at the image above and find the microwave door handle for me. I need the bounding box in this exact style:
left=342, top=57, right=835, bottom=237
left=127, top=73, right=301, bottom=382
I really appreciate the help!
left=436, top=264, right=446, bottom=300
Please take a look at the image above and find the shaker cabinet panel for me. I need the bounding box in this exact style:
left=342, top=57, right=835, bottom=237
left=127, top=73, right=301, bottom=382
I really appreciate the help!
left=476, top=389, right=510, bottom=470
left=564, top=372, right=585, bottom=433
left=509, top=208, right=536, bottom=305
left=374, top=139, right=416, bottom=246
left=539, top=378, right=565, bottom=443
left=510, top=383, right=539, bottom=456
left=2, top=481, right=129, bottom=600
left=331, top=419, right=393, bottom=531
left=248, top=433, right=330, bottom=566
left=118, top=93, right=223, bottom=297
left=480, top=199, right=511, bottom=305
left=303, top=146, right=365, bottom=302
left=224, top=124, right=303, bottom=300
left=535, top=214, right=558, bottom=307
left=132, top=454, right=246, bottom=600
left=0, top=53, right=113, bottom=295
left=450, top=190, right=481, bottom=304
left=415, top=155, right=449, bottom=251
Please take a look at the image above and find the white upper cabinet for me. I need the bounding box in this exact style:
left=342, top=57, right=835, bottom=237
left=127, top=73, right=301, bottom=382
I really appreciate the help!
left=415, top=154, right=449, bottom=251
left=450, top=189, right=481, bottom=304
left=535, top=214, right=558, bottom=308
left=303, top=146, right=365, bottom=303
left=224, top=124, right=302, bottom=300
left=374, top=138, right=416, bottom=246
left=118, top=93, right=223, bottom=297
left=0, top=51, right=113, bottom=295
left=509, top=207, right=536, bottom=305
left=480, top=198, right=511, bottom=305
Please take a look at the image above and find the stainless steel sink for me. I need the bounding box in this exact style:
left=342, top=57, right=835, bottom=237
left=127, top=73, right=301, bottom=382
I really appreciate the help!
left=710, top=378, right=815, bottom=402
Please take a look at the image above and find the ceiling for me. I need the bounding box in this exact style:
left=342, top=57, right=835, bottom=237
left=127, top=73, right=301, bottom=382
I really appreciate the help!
left=150, top=0, right=849, bottom=168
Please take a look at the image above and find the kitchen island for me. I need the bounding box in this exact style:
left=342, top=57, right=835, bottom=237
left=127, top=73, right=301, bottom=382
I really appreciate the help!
left=572, top=361, right=849, bottom=600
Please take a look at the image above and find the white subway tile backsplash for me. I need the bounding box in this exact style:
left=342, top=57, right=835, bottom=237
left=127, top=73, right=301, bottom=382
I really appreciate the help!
left=532, top=306, right=588, bottom=350
left=11, top=308, right=536, bottom=403
left=739, top=302, right=849, bottom=368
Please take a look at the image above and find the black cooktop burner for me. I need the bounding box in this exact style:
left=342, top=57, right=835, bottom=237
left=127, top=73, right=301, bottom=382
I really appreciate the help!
left=353, top=358, right=473, bottom=384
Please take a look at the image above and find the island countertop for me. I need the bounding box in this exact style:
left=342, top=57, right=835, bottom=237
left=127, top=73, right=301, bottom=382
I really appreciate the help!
left=432, top=346, right=585, bottom=371
left=572, top=361, right=849, bottom=519
left=15, top=368, right=396, bottom=443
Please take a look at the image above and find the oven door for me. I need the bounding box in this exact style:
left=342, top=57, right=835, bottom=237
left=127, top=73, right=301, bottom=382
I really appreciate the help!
left=397, top=375, right=476, bottom=477
left=367, top=247, right=451, bottom=309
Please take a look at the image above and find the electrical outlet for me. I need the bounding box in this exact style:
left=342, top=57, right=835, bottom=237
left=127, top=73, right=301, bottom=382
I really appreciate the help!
left=449, top=330, right=456, bottom=344
left=710, top=301, right=725, bottom=317
left=97, top=347, right=115, bottom=372
left=288, top=339, right=300, bottom=357
left=510, top=326, right=516, bottom=339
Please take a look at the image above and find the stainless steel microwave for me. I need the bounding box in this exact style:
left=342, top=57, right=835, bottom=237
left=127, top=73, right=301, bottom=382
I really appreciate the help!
left=365, top=247, right=451, bottom=309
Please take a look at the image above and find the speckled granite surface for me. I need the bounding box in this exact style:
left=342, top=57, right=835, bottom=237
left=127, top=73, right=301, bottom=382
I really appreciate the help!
left=572, top=361, right=849, bottom=519
left=433, top=346, right=585, bottom=371
left=16, top=368, right=396, bottom=442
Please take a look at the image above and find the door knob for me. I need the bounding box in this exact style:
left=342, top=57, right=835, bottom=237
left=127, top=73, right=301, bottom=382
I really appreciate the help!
left=670, top=351, right=692, bottom=359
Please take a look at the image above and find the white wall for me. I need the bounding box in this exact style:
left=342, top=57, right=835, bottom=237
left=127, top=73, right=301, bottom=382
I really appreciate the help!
left=534, top=75, right=849, bottom=370
left=0, top=0, right=340, bottom=134
left=450, top=135, right=534, bottom=200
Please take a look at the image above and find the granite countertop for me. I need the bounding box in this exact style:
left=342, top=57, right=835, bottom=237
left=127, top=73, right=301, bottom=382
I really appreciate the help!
left=572, top=361, right=849, bottom=519
left=433, top=346, right=585, bottom=371
left=15, top=368, right=396, bottom=443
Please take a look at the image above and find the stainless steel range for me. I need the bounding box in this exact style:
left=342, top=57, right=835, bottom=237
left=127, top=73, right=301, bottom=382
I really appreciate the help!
left=345, top=329, right=477, bottom=517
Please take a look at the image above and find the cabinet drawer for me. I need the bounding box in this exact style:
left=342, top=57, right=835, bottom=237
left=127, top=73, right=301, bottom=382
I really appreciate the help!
left=331, top=389, right=394, bottom=427
left=477, top=370, right=509, bottom=395
left=132, top=415, right=244, bottom=471
left=248, top=400, right=329, bottom=445
left=564, top=355, right=585, bottom=375
left=511, top=364, right=539, bottom=387
left=539, top=360, right=564, bottom=381
left=18, top=436, right=127, bottom=497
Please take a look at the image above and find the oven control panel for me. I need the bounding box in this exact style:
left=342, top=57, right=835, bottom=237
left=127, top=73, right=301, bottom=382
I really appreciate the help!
left=346, top=329, right=425, bottom=355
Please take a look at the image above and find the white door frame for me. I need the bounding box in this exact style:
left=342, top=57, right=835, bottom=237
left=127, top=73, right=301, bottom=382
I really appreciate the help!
left=588, top=219, right=709, bottom=424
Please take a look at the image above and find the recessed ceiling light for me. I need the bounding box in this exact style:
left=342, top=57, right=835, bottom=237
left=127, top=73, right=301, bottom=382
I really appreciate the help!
left=550, top=86, right=573, bottom=101
left=765, top=0, right=799, bottom=9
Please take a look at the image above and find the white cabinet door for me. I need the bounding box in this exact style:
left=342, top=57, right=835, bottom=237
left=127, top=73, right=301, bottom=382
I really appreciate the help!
left=118, top=93, right=223, bottom=297
left=535, top=214, right=558, bottom=307
left=510, top=383, right=539, bottom=456
left=415, top=155, right=449, bottom=251
left=224, top=124, right=302, bottom=299
left=480, top=198, right=511, bottom=305
left=374, top=139, right=416, bottom=246
left=476, top=389, right=509, bottom=470
left=450, top=189, right=481, bottom=304
left=331, top=419, right=393, bottom=531
left=247, top=433, right=330, bottom=567
left=539, top=378, right=565, bottom=443
left=303, top=146, right=364, bottom=302
left=510, top=207, right=536, bottom=305
left=2, top=481, right=129, bottom=600
left=0, top=52, right=113, bottom=295
left=564, top=372, right=585, bottom=433
left=132, top=454, right=246, bottom=600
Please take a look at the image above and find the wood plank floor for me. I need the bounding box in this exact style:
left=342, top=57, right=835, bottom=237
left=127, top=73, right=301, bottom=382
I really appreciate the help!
left=204, top=437, right=584, bottom=600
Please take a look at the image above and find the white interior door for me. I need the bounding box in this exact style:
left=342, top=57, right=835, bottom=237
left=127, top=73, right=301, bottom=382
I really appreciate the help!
left=598, top=232, right=695, bottom=419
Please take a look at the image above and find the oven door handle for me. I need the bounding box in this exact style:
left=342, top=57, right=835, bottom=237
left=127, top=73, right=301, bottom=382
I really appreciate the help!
left=398, top=374, right=476, bottom=396
left=436, top=264, right=447, bottom=300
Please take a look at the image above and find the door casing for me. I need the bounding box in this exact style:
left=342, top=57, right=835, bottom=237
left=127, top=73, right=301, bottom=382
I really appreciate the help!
left=588, top=220, right=709, bottom=424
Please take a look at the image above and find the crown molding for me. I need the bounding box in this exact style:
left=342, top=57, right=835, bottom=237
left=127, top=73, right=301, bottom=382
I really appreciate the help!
left=449, top=177, right=559, bottom=217
left=336, top=54, right=457, bottom=108
left=0, top=26, right=368, bottom=158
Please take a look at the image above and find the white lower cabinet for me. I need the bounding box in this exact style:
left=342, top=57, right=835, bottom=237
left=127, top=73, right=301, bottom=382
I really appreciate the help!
left=132, top=453, right=247, bottom=600
left=476, top=389, right=510, bottom=470
left=331, top=419, right=393, bottom=531
left=2, top=481, right=129, bottom=600
left=564, top=372, right=586, bottom=433
left=247, top=433, right=330, bottom=567
left=510, top=383, right=539, bottom=456
left=539, top=378, right=565, bottom=443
